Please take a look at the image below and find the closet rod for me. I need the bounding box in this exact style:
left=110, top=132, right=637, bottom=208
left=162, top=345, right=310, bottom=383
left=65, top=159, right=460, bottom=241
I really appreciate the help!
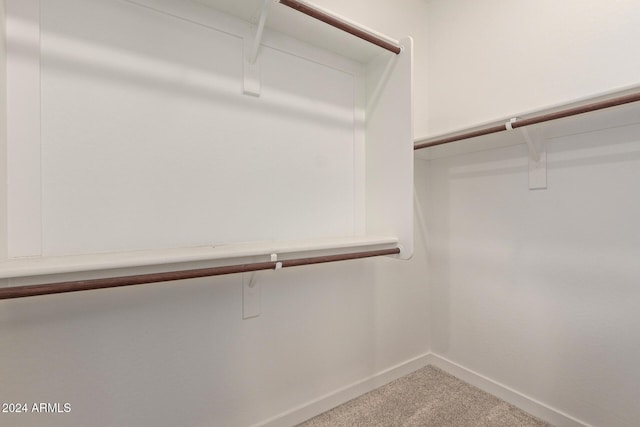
left=0, top=247, right=400, bottom=300
left=278, top=0, right=402, bottom=54
left=414, top=91, right=640, bottom=150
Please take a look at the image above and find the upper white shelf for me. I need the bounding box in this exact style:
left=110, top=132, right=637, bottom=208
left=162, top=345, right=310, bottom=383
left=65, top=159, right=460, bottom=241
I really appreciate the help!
left=192, top=0, right=399, bottom=63
left=415, top=86, right=640, bottom=160
left=2, top=0, right=414, bottom=284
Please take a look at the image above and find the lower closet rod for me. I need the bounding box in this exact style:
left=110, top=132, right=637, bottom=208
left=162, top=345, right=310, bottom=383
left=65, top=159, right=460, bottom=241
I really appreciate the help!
left=0, top=248, right=400, bottom=300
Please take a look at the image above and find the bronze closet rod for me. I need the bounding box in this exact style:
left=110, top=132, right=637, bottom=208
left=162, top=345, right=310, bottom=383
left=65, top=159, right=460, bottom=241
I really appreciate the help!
left=414, top=91, right=640, bottom=150
left=0, top=248, right=400, bottom=300
left=278, top=0, right=402, bottom=54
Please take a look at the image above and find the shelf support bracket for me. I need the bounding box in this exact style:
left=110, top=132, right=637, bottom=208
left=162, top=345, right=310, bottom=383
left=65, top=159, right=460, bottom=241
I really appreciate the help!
left=243, top=0, right=270, bottom=96
left=243, top=272, right=260, bottom=319
left=507, top=118, right=547, bottom=190
left=366, top=53, right=397, bottom=114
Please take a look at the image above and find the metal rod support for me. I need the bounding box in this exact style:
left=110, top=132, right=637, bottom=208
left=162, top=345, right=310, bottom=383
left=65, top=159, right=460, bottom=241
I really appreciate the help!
left=249, top=0, right=270, bottom=63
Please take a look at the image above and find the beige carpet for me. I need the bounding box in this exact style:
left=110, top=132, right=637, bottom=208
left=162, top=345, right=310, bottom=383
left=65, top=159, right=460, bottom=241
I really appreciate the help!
left=297, top=366, right=553, bottom=427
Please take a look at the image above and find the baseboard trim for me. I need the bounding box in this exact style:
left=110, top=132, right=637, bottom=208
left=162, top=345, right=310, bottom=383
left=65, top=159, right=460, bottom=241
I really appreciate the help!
left=426, top=353, right=591, bottom=427
left=253, top=352, right=592, bottom=427
left=253, top=352, right=432, bottom=427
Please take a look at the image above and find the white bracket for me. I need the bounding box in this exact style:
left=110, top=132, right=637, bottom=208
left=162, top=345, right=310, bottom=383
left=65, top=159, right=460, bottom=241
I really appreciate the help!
left=506, top=118, right=547, bottom=190
left=243, top=272, right=261, bottom=319
left=366, top=53, right=397, bottom=113
left=270, top=253, right=282, bottom=270
left=243, top=0, right=270, bottom=96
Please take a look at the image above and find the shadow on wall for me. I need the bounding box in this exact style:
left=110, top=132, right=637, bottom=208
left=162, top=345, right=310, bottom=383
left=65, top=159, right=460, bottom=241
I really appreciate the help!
left=447, top=122, right=640, bottom=181
left=424, top=120, right=640, bottom=355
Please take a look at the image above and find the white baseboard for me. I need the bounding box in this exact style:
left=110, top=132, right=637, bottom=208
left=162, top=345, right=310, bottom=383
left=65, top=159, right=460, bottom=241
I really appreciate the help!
left=254, top=352, right=432, bottom=427
left=426, top=353, right=591, bottom=427
left=253, top=352, right=591, bottom=427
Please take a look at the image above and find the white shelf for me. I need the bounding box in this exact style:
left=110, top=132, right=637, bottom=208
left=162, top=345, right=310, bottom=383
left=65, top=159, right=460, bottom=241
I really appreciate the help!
left=0, top=236, right=399, bottom=280
left=192, top=0, right=397, bottom=63
left=2, top=0, right=413, bottom=285
left=415, top=86, right=640, bottom=161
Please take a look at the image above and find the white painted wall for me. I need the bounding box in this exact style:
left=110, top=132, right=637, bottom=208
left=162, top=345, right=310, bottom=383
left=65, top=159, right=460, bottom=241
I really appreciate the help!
left=1, top=251, right=430, bottom=427
left=422, top=1, right=640, bottom=426
left=38, top=0, right=359, bottom=256
left=0, top=1, right=430, bottom=427
left=424, top=0, right=640, bottom=137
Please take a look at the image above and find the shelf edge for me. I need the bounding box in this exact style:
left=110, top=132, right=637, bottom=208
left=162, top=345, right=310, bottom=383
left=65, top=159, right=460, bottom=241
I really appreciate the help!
left=0, top=236, right=399, bottom=280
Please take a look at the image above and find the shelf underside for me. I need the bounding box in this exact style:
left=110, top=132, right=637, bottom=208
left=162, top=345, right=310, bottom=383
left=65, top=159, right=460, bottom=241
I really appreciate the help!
left=415, top=88, right=640, bottom=160
left=192, top=0, right=393, bottom=63
left=0, top=236, right=399, bottom=280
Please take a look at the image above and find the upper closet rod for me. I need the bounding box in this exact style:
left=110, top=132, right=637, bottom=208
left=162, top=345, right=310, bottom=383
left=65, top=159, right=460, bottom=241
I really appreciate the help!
left=278, top=0, right=402, bottom=54
left=414, top=91, right=640, bottom=150
left=0, top=247, right=400, bottom=300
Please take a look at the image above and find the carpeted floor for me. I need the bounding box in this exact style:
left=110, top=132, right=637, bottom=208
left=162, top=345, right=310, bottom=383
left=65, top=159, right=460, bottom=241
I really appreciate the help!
left=297, top=365, right=553, bottom=427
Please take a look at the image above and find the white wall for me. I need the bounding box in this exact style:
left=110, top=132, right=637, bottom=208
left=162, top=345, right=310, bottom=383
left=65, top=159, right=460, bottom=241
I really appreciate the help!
left=38, top=0, right=360, bottom=256
left=0, top=1, right=430, bottom=427
left=425, top=0, right=640, bottom=137
left=422, top=1, right=640, bottom=426
left=1, top=251, right=430, bottom=427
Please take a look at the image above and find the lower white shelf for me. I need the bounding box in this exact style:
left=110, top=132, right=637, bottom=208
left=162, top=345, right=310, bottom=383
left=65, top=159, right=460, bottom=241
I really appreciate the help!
left=0, top=236, right=399, bottom=280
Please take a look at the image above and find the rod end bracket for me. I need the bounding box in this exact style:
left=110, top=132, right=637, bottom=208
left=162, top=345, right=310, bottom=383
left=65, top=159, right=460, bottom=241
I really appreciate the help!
left=507, top=118, right=547, bottom=190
